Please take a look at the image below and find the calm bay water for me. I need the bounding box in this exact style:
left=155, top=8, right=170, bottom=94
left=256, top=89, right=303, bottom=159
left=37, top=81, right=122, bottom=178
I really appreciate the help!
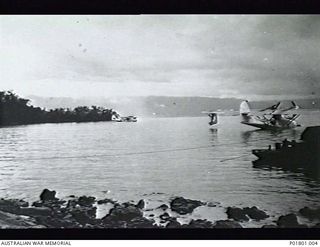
left=0, top=110, right=319, bottom=226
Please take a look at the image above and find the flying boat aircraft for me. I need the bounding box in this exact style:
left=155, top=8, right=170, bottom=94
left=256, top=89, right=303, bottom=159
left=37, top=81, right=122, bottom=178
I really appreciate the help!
left=239, top=100, right=301, bottom=130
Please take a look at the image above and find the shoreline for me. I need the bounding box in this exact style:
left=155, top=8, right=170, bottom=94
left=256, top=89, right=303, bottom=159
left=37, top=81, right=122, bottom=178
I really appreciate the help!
left=0, top=189, right=319, bottom=229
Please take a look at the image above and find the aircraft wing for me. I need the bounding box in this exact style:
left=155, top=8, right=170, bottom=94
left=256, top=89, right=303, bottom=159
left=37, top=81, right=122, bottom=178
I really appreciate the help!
left=259, top=102, right=281, bottom=112
left=201, top=111, right=225, bottom=114
left=272, top=101, right=299, bottom=115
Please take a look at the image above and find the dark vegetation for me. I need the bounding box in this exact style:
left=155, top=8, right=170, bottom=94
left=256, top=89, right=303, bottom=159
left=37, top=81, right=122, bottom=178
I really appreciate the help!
left=0, top=91, right=115, bottom=126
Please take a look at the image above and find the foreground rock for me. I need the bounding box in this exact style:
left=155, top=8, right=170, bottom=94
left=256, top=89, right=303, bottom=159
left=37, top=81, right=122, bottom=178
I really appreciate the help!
left=170, top=197, right=204, bottom=215
left=102, top=202, right=156, bottom=228
left=40, top=189, right=58, bottom=201
left=1, top=189, right=319, bottom=228
left=243, top=206, right=269, bottom=220
left=185, top=219, right=214, bottom=228
left=136, top=200, right=145, bottom=209
left=97, top=198, right=117, bottom=205
left=212, top=220, right=242, bottom=228
left=165, top=218, right=181, bottom=228
left=0, top=198, right=29, bottom=214
left=32, top=189, right=66, bottom=209
left=299, top=207, right=320, bottom=221
left=226, top=207, right=249, bottom=221
left=226, top=206, right=268, bottom=222
left=276, top=214, right=307, bottom=228
left=0, top=210, right=45, bottom=229
left=0, top=198, right=53, bottom=218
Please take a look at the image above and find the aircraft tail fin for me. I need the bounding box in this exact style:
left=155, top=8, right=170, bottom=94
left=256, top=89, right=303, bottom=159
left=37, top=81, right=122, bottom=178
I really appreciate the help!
left=240, top=100, right=251, bottom=122
left=240, top=101, right=251, bottom=115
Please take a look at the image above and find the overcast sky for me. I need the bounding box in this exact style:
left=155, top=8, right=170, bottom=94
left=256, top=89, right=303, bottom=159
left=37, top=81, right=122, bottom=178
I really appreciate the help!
left=1, top=15, right=319, bottom=100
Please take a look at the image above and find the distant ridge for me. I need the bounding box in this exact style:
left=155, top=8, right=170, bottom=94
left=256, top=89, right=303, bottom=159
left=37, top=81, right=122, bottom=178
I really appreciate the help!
left=28, top=95, right=320, bottom=118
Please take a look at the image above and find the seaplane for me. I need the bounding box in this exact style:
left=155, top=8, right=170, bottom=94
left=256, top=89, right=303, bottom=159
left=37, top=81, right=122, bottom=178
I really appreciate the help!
left=239, top=100, right=301, bottom=130
left=111, top=111, right=138, bottom=122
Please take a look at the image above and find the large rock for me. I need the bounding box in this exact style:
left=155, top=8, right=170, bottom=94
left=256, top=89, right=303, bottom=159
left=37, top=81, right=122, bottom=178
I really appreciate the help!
left=206, top=202, right=217, bottom=207
left=299, top=207, right=320, bottom=221
left=127, top=217, right=157, bottom=228
left=226, top=206, right=268, bottom=222
left=157, top=204, right=169, bottom=211
left=136, top=200, right=145, bottom=209
left=34, top=215, right=80, bottom=228
left=0, top=198, right=29, bottom=214
left=32, top=201, right=44, bottom=207
left=77, top=196, right=96, bottom=207
left=97, top=198, right=117, bottom=205
left=40, top=189, right=57, bottom=201
left=0, top=198, right=29, bottom=208
left=102, top=203, right=143, bottom=222
left=32, top=198, right=65, bottom=211
left=101, top=202, right=157, bottom=228
left=0, top=210, right=46, bottom=229
left=18, top=207, right=52, bottom=217
left=64, top=197, right=97, bottom=226
left=212, top=220, right=243, bottom=228
left=243, top=206, right=269, bottom=220
left=66, top=196, right=95, bottom=208
left=165, top=218, right=181, bottom=228
left=170, top=197, right=204, bottom=215
left=69, top=207, right=97, bottom=226
left=276, top=214, right=307, bottom=228
left=226, top=207, right=249, bottom=222
left=186, top=219, right=214, bottom=228
left=32, top=200, right=63, bottom=208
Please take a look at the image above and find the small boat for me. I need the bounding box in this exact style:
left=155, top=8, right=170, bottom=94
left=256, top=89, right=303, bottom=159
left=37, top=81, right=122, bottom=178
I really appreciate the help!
left=111, top=111, right=137, bottom=122
left=252, top=126, right=320, bottom=174
left=111, top=112, right=122, bottom=122
left=202, top=111, right=220, bottom=128
left=120, top=116, right=138, bottom=122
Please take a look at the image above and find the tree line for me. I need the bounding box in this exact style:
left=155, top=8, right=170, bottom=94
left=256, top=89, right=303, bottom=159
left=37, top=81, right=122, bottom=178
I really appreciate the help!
left=0, top=91, right=116, bottom=126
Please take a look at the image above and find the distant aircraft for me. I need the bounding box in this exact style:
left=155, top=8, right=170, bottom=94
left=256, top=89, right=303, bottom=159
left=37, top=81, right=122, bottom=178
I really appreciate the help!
left=202, top=111, right=223, bottom=128
left=239, top=100, right=301, bottom=130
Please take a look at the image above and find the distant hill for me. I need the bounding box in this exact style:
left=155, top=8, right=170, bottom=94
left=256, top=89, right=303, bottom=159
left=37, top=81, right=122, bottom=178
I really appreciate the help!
left=28, top=95, right=320, bottom=118
left=143, top=96, right=243, bottom=117
left=250, top=98, right=320, bottom=110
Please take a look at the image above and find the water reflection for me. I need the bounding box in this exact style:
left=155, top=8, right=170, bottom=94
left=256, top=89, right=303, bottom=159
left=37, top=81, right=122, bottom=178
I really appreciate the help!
left=240, top=130, right=281, bottom=146
left=240, top=128, right=303, bottom=145
left=208, top=128, right=218, bottom=144
left=253, top=153, right=320, bottom=181
left=241, top=130, right=259, bottom=143
left=1, top=116, right=319, bottom=219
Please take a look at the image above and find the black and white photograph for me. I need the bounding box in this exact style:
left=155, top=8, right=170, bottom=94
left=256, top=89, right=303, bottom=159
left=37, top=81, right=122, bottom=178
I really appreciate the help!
left=0, top=15, right=319, bottom=233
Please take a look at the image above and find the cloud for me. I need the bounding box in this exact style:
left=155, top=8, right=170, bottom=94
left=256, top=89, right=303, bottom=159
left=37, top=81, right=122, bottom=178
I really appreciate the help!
left=0, top=15, right=319, bottom=99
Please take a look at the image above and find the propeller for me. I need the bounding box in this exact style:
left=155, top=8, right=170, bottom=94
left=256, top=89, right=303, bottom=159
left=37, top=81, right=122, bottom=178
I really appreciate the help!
left=260, top=102, right=281, bottom=112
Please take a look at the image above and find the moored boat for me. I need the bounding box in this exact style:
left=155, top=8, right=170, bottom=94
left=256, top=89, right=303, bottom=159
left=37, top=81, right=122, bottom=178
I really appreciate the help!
left=120, top=116, right=138, bottom=122
left=252, top=126, right=320, bottom=173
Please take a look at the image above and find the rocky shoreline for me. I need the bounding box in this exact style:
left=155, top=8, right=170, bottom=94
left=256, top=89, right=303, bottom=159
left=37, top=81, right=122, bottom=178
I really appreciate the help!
left=0, top=189, right=319, bottom=229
